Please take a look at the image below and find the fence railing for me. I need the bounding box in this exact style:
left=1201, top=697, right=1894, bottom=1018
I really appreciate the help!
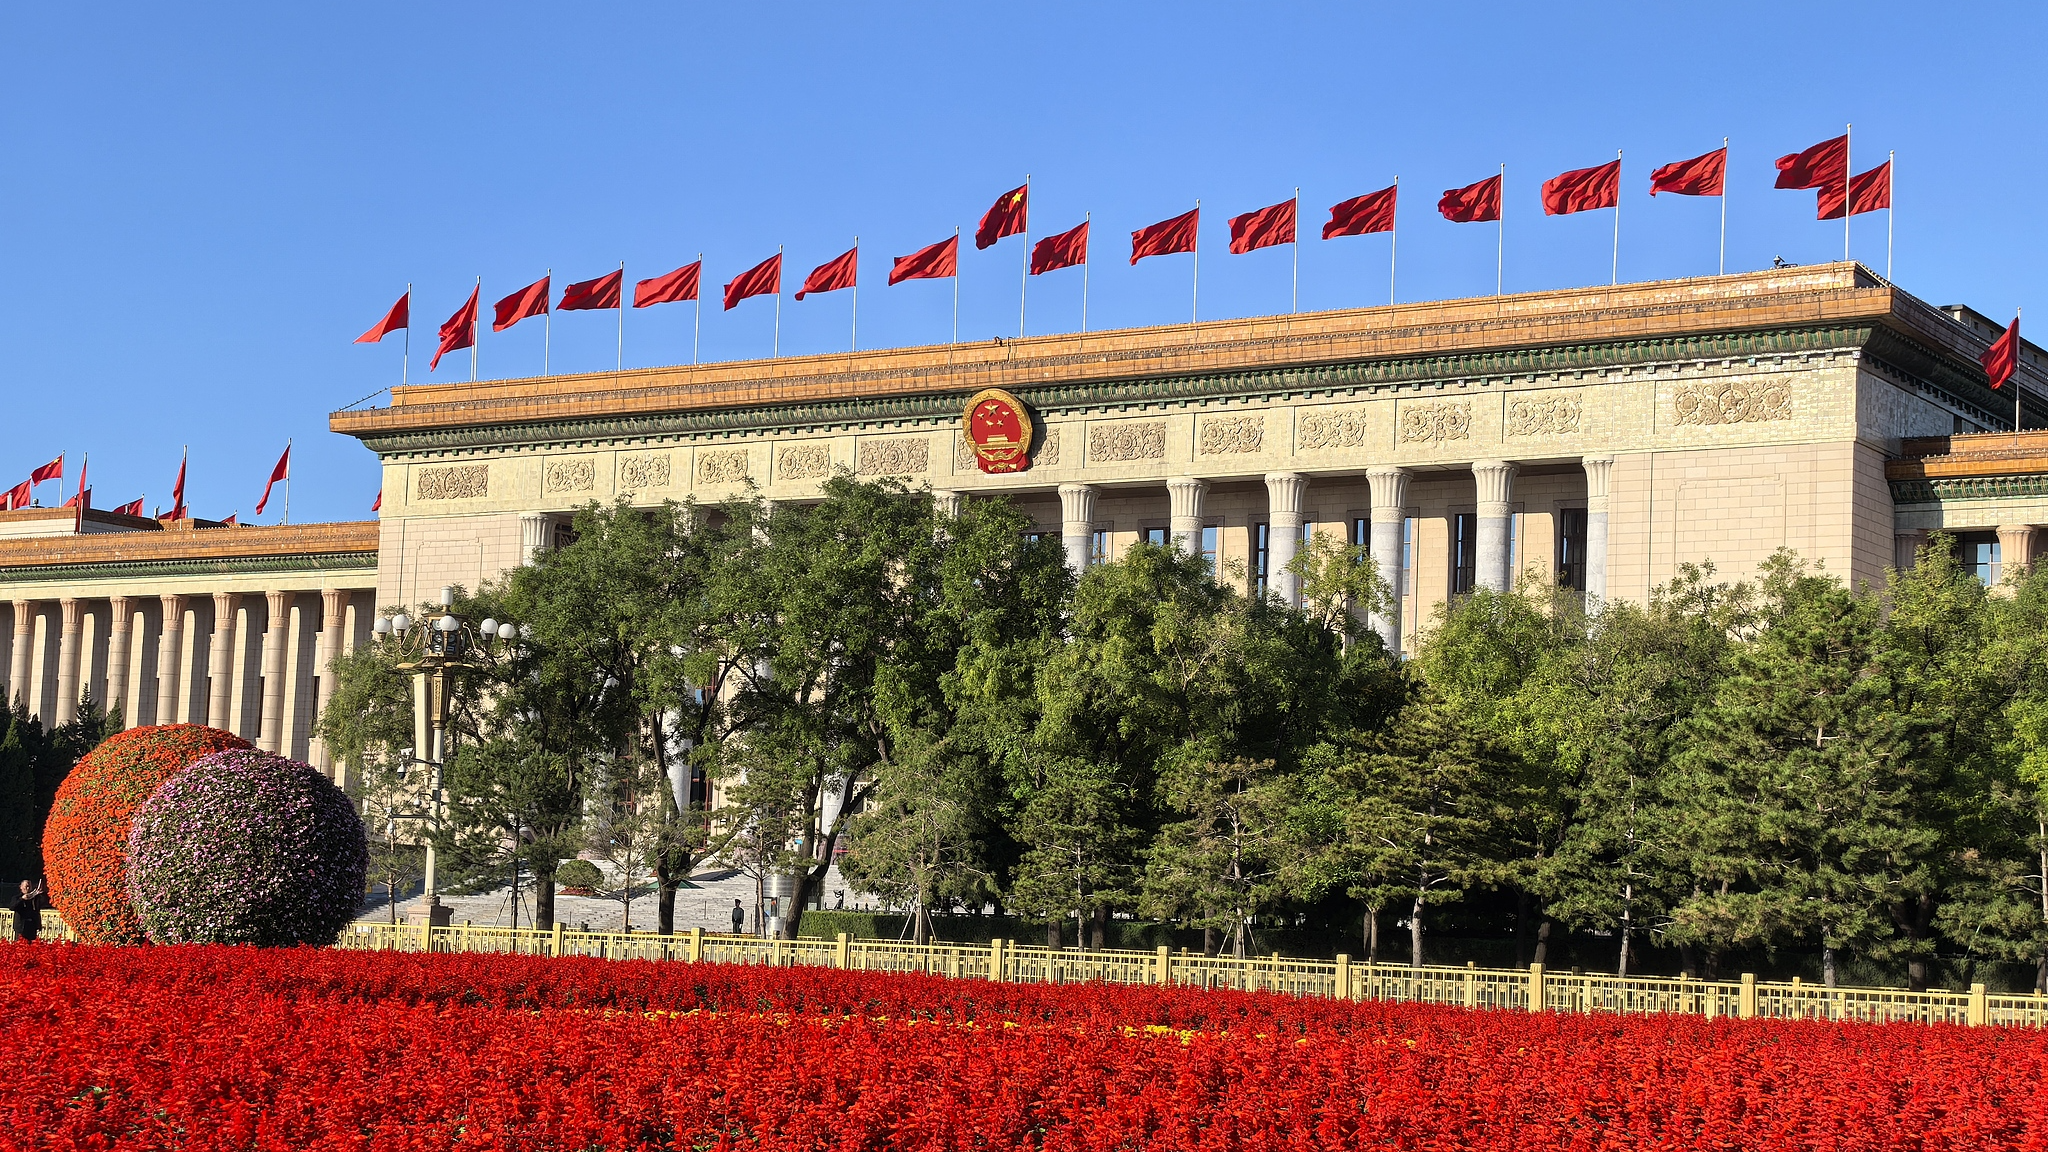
left=12, top=909, right=2045, bottom=1027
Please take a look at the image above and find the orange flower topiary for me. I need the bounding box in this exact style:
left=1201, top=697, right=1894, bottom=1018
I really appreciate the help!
left=42, top=724, right=252, bottom=944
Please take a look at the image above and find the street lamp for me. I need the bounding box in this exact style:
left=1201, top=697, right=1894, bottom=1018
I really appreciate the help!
left=373, top=585, right=520, bottom=925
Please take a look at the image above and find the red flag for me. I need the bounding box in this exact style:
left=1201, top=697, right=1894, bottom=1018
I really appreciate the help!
left=1775, top=134, right=1848, bottom=190
left=112, top=497, right=145, bottom=517
left=354, top=292, right=410, bottom=344
left=2, top=481, right=27, bottom=511
left=976, top=183, right=1029, bottom=250
left=371, top=489, right=383, bottom=513
left=29, top=455, right=62, bottom=485
left=1031, top=220, right=1089, bottom=274
left=1649, top=147, right=1726, bottom=197
left=220, top=513, right=238, bottom=527
left=432, top=286, right=479, bottom=370
left=890, top=235, right=959, bottom=285
left=1542, top=159, right=1620, bottom=216
left=254, top=445, right=290, bottom=516
left=561, top=269, right=623, bottom=311
left=796, top=247, right=857, bottom=300
left=170, top=451, right=188, bottom=521
left=1227, top=198, right=1297, bottom=254
left=493, top=276, right=550, bottom=332
left=723, top=254, right=782, bottom=310
left=66, top=456, right=87, bottom=530
left=1438, top=175, right=1502, bottom=223
left=1324, top=186, right=1397, bottom=239
left=64, top=487, right=89, bottom=509
left=1131, top=208, right=1198, bottom=264
left=1984, top=315, right=2020, bottom=391
left=1817, top=162, right=1891, bottom=220
left=635, top=262, right=700, bottom=308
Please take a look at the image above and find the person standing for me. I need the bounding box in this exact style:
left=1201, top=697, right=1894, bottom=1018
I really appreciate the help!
left=729, top=898, right=746, bottom=936
left=11, top=880, right=46, bottom=942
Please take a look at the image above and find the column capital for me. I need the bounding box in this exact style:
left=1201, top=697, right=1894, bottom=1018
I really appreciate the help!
left=519, top=512, right=552, bottom=564
left=60, top=597, right=83, bottom=631
left=1997, top=524, right=2038, bottom=575
left=1472, top=460, right=1518, bottom=512
left=1366, top=467, right=1411, bottom=521
left=1058, top=483, right=1098, bottom=527
left=1581, top=456, right=1615, bottom=514
left=212, top=590, right=240, bottom=614
left=1166, top=476, right=1209, bottom=521
left=1263, top=473, right=1309, bottom=523
left=160, top=592, right=188, bottom=614
left=931, top=490, right=963, bottom=519
left=12, top=599, right=35, bottom=633
left=264, top=588, right=289, bottom=613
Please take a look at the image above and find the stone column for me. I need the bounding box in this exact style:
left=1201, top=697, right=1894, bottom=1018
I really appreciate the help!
left=207, top=592, right=238, bottom=729
left=105, top=596, right=133, bottom=729
left=7, top=601, right=30, bottom=710
left=931, top=490, right=962, bottom=519
left=55, top=599, right=83, bottom=725
left=1472, top=460, right=1518, bottom=594
left=312, top=588, right=347, bottom=778
left=1264, top=473, right=1309, bottom=603
left=155, top=595, right=186, bottom=725
left=259, top=590, right=288, bottom=753
left=519, top=513, right=552, bottom=564
left=1366, top=467, right=1412, bottom=651
left=1059, top=484, right=1098, bottom=577
left=1999, top=525, right=2039, bottom=578
left=1582, top=457, right=1614, bottom=607
left=1167, top=477, right=1208, bottom=555
left=1893, top=530, right=1930, bottom=572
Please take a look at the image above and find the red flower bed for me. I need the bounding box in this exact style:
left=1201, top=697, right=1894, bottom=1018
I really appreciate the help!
left=3, top=943, right=2043, bottom=1151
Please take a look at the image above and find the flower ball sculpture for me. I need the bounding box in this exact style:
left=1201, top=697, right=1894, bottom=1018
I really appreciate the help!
left=43, top=724, right=252, bottom=944
left=128, top=749, right=367, bottom=947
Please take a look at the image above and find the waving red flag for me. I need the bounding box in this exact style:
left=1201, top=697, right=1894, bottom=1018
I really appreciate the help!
left=723, top=254, right=782, bottom=310
left=796, top=247, right=858, bottom=300
left=1131, top=208, right=1198, bottom=264
left=371, top=489, right=383, bottom=513
left=1649, top=147, right=1726, bottom=197
left=1227, top=198, right=1296, bottom=254
left=561, top=269, right=623, bottom=311
left=354, top=292, right=410, bottom=343
left=63, top=487, right=89, bottom=509
left=1438, top=175, right=1501, bottom=223
left=169, top=451, right=188, bottom=521
left=1775, top=135, right=1848, bottom=190
left=1984, top=315, right=2021, bottom=391
left=635, top=262, right=701, bottom=307
left=432, top=286, right=479, bottom=370
left=976, top=184, right=1029, bottom=250
left=111, top=497, right=145, bottom=517
left=493, top=276, right=550, bottom=332
left=1542, top=159, right=1620, bottom=216
left=1324, top=186, right=1397, bottom=239
left=254, top=445, right=290, bottom=516
left=1817, top=162, right=1891, bottom=220
left=2, top=481, right=28, bottom=511
left=29, top=455, right=62, bottom=485
left=890, top=235, right=959, bottom=285
left=1031, top=220, right=1089, bottom=274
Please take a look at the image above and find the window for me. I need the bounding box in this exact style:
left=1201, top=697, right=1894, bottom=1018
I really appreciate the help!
left=1253, top=523, right=1271, bottom=593
left=1142, top=526, right=1169, bottom=547
left=1959, top=532, right=2002, bottom=584
left=1451, top=513, right=1478, bottom=595
left=1350, top=517, right=1370, bottom=549
left=1089, top=528, right=1112, bottom=566
left=1200, top=526, right=1219, bottom=572
left=1557, top=509, right=1588, bottom=590
left=1024, top=530, right=1050, bottom=544
left=1402, top=516, right=1417, bottom=638
left=1507, top=512, right=1523, bottom=584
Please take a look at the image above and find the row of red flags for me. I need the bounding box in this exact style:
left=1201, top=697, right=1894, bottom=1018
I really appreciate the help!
left=1, top=447, right=295, bottom=524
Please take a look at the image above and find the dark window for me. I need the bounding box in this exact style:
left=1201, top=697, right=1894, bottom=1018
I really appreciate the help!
left=1024, top=530, right=1050, bottom=544
left=1350, top=516, right=1370, bottom=549
left=1254, top=523, right=1271, bottom=593
left=1142, top=527, right=1169, bottom=547
left=1958, top=532, right=2003, bottom=584
left=1089, top=529, right=1112, bottom=566
left=1557, top=508, right=1589, bottom=590
left=1451, top=513, right=1478, bottom=595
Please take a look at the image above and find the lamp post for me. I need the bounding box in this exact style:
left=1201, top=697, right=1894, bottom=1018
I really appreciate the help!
left=370, top=585, right=520, bottom=924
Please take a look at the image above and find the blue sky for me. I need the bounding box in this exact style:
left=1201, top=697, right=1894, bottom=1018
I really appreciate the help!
left=2, top=3, right=2041, bottom=525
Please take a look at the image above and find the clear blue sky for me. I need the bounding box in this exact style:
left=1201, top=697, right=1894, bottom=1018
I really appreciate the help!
left=2, top=3, right=2041, bottom=525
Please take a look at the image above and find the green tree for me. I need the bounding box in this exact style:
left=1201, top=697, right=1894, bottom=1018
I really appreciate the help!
left=1007, top=757, right=1143, bottom=948
left=838, top=727, right=997, bottom=943
left=1141, top=757, right=1294, bottom=958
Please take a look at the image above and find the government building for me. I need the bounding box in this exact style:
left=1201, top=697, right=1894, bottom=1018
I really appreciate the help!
left=3, top=261, right=2044, bottom=778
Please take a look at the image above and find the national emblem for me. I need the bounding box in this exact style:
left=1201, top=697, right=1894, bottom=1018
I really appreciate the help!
left=964, top=388, right=1034, bottom=474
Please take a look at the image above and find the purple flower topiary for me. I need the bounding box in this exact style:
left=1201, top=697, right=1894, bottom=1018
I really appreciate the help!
left=126, top=749, right=368, bottom=947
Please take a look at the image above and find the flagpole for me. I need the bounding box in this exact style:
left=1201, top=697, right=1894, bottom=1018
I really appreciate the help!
left=544, top=268, right=552, bottom=377
left=1719, top=139, right=1728, bottom=276
left=1020, top=175, right=1030, bottom=338
left=694, top=253, right=704, bottom=365
left=284, top=438, right=291, bottom=526
left=404, top=282, right=412, bottom=386
left=2017, top=307, right=2024, bottom=433
left=1611, top=150, right=1622, bottom=286
left=1496, top=164, right=1506, bottom=296
left=1082, top=212, right=1091, bottom=333
left=616, top=261, right=626, bottom=373
left=471, top=276, right=480, bottom=383
left=1292, top=187, right=1301, bottom=314
left=773, top=246, right=783, bottom=359
left=1843, top=123, right=1852, bottom=264
left=1886, top=150, right=1895, bottom=282
left=1391, top=177, right=1400, bottom=306
left=952, top=227, right=961, bottom=349
left=1191, top=198, right=1201, bottom=329
left=851, top=236, right=860, bottom=351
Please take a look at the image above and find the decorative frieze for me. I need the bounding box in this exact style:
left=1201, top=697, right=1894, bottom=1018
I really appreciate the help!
left=1038, top=428, right=1061, bottom=467
left=1088, top=421, right=1167, bottom=462
left=543, top=458, right=596, bottom=494
left=855, top=437, right=930, bottom=476
left=696, top=449, right=751, bottom=485
left=1298, top=408, right=1370, bottom=451
left=1398, top=401, right=1472, bottom=444
left=415, top=464, right=488, bottom=501
left=1674, top=377, right=1793, bottom=426
left=1197, top=415, right=1264, bottom=455
left=1505, top=393, right=1583, bottom=437
left=618, top=453, right=672, bottom=490
left=779, top=443, right=833, bottom=481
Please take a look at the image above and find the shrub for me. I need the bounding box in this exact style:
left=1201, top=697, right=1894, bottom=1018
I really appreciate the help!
left=127, top=749, right=367, bottom=947
left=556, top=859, right=603, bottom=890
left=41, top=724, right=250, bottom=944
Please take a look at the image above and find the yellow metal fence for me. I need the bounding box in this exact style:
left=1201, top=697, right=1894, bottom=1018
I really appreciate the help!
left=10, top=909, right=2044, bottom=1027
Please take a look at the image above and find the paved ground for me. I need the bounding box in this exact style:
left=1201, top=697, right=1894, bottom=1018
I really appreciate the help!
left=358, top=863, right=858, bottom=934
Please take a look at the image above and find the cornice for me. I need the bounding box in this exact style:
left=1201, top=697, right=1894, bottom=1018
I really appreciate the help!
left=0, top=551, right=377, bottom=585
left=358, top=324, right=1879, bottom=456
left=1888, top=475, right=2048, bottom=505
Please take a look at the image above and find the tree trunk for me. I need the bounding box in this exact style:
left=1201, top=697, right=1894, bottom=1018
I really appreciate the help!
left=1047, top=917, right=1062, bottom=950
left=2035, top=950, right=2047, bottom=995
left=657, top=884, right=678, bottom=936
left=1532, top=918, right=1551, bottom=968
left=1409, top=894, right=1424, bottom=968
left=1364, top=907, right=1379, bottom=963
left=1203, top=925, right=1219, bottom=957
left=1617, top=930, right=1629, bottom=979
left=1090, top=905, right=1107, bottom=950
left=912, top=903, right=931, bottom=946
left=535, top=874, right=557, bottom=932
left=1823, top=945, right=1837, bottom=988
left=1232, top=918, right=1247, bottom=961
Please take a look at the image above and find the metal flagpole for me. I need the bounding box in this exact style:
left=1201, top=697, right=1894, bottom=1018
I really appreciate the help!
left=2017, top=307, right=2024, bottom=433
left=1496, top=164, right=1506, bottom=296
left=1887, top=150, right=1895, bottom=281
left=1611, top=150, right=1622, bottom=286
left=773, top=246, right=783, bottom=359
left=1719, top=139, right=1728, bottom=276
left=544, top=268, right=552, bottom=377
left=283, top=438, right=291, bottom=526
left=1019, top=176, right=1030, bottom=338
left=952, top=227, right=961, bottom=348
left=1082, top=212, right=1091, bottom=333
left=1191, top=199, right=1201, bottom=328
left=471, top=276, right=480, bottom=382
left=404, top=282, right=411, bottom=385
left=1391, top=177, right=1399, bottom=305
left=1292, top=187, right=1301, bottom=313
left=1843, top=123, right=1853, bottom=263
left=694, top=253, right=703, bottom=365
left=616, top=261, right=625, bottom=372
left=851, top=236, right=860, bottom=351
